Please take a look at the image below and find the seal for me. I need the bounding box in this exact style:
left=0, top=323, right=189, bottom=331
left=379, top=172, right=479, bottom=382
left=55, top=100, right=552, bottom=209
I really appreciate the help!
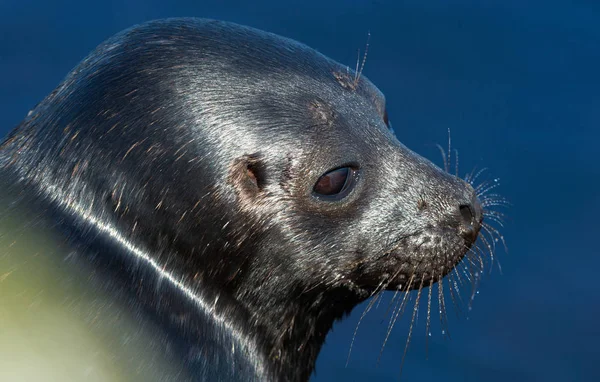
left=0, top=18, right=487, bottom=381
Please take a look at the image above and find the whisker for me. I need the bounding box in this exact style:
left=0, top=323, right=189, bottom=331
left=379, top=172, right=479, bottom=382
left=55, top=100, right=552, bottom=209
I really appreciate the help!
left=467, top=268, right=482, bottom=311
left=480, top=224, right=498, bottom=255
left=425, top=274, right=434, bottom=359
left=476, top=180, right=501, bottom=197
left=459, top=263, right=473, bottom=285
left=447, top=128, right=452, bottom=175
left=385, top=270, right=418, bottom=331
left=398, top=275, right=425, bottom=379
left=463, top=249, right=483, bottom=271
left=346, top=277, right=389, bottom=365
left=379, top=259, right=425, bottom=364
left=477, top=232, right=496, bottom=269
left=446, top=272, right=462, bottom=318
left=480, top=193, right=509, bottom=203
left=450, top=270, right=465, bottom=313
left=482, top=212, right=506, bottom=227
left=464, top=165, right=477, bottom=184
left=496, top=255, right=504, bottom=274
left=378, top=276, right=414, bottom=364
left=382, top=287, right=404, bottom=320
left=441, top=247, right=463, bottom=318
left=482, top=213, right=505, bottom=227
left=482, top=222, right=508, bottom=253
left=483, top=209, right=506, bottom=219
left=375, top=290, right=386, bottom=310
left=454, top=149, right=459, bottom=177
left=438, top=267, right=451, bottom=339
left=468, top=244, right=486, bottom=271
left=346, top=230, right=416, bottom=366
left=480, top=199, right=511, bottom=209
left=381, top=265, right=413, bottom=320
left=452, top=265, right=466, bottom=287
left=436, top=144, right=449, bottom=173
left=353, top=31, right=370, bottom=87
left=468, top=167, right=488, bottom=186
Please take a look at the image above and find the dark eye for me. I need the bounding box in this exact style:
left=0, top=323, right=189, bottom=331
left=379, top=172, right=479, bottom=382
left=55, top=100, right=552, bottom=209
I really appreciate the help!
left=313, top=167, right=358, bottom=200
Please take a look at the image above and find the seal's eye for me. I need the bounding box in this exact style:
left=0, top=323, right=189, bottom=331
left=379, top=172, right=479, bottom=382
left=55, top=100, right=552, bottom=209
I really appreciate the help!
left=313, top=167, right=358, bottom=200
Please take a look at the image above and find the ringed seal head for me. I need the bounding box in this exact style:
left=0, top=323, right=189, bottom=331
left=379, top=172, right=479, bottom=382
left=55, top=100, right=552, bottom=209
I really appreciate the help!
left=1, top=18, right=488, bottom=380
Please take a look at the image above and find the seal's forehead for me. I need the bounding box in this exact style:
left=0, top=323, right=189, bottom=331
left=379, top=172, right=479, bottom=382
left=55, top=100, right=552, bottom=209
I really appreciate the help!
left=118, top=19, right=337, bottom=76
left=117, top=18, right=386, bottom=109
left=92, top=18, right=388, bottom=145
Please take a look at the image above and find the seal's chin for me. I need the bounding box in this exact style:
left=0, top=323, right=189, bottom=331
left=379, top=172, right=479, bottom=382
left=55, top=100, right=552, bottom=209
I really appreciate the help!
left=352, top=227, right=479, bottom=293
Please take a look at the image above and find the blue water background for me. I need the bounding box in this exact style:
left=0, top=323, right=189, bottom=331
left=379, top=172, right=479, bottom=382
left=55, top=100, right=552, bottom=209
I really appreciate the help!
left=1, top=1, right=597, bottom=381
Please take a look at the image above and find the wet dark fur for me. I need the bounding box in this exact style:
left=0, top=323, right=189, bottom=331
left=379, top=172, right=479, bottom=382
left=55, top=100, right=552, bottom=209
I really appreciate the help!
left=0, top=18, right=488, bottom=381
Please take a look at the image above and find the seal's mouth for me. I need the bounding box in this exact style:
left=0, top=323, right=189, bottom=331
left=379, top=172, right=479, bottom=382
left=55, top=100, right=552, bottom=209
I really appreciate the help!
left=350, top=226, right=480, bottom=293
left=383, top=227, right=480, bottom=291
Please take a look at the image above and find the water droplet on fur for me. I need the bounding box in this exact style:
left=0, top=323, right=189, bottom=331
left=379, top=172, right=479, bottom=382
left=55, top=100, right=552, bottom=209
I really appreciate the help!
left=428, top=332, right=432, bottom=337
left=441, top=330, right=446, bottom=335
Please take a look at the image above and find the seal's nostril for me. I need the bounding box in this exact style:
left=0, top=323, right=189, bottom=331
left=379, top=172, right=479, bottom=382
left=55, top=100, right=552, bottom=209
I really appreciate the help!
left=459, top=204, right=474, bottom=226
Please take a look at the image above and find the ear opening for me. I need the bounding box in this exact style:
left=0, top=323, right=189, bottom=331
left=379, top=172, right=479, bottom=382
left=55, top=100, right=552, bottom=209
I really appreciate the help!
left=229, top=154, right=266, bottom=198
left=245, top=157, right=266, bottom=191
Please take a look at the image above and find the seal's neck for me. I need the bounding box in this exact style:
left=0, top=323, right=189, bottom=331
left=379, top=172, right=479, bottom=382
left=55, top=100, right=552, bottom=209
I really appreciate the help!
left=232, top=268, right=362, bottom=381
